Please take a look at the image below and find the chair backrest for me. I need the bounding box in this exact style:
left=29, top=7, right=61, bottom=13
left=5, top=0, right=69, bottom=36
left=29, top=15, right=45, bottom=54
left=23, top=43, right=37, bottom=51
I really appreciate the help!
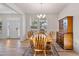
left=48, top=32, right=53, bottom=38
left=28, top=31, right=33, bottom=38
left=33, top=33, right=47, bottom=50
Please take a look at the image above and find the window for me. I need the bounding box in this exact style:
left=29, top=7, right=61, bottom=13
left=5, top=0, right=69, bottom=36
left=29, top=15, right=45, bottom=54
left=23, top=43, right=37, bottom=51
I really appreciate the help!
left=31, top=19, right=38, bottom=29
left=30, top=16, right=48, bottom=31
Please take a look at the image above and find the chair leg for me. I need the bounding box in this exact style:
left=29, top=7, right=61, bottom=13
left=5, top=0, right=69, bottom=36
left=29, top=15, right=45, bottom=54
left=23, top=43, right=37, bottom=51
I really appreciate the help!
left=34, top=51, right=36, bottom=56
left=44, top=50, right=46, bottom=56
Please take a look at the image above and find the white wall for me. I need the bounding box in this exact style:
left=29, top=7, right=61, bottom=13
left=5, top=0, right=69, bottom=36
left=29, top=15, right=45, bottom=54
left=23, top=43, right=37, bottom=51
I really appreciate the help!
left=58, top=3, right=79, bottom=54
left=46, top=14, right=59, bottom=32
left=46, top=14, right=59, bottom=40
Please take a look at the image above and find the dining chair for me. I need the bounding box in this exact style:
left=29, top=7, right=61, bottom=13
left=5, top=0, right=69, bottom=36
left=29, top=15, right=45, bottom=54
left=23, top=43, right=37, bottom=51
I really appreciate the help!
left=32, top=33, right=47, bottom=56
left=27, top=31, right=33, bottom=39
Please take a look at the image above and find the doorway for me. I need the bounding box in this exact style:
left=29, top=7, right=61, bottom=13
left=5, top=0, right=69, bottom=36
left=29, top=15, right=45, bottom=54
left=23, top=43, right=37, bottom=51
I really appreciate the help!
left=7, top=20, right=20, bottom=39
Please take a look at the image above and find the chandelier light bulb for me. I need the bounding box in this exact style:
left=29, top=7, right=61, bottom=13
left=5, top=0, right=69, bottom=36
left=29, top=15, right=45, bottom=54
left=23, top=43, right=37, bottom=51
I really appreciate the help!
left=40, top=14, right=42, bottom=17
left=42, top=14, right=46, bottom=18
left=37, top=14, right=46, bottom=18
left=37, top=15, right=41, bottom=19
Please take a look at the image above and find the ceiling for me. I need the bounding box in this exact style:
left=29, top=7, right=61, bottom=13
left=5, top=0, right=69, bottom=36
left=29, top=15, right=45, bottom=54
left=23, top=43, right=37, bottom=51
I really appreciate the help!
left=15, top=3, right=68, bottom=14
left=0, top=4, right=17, bottom=14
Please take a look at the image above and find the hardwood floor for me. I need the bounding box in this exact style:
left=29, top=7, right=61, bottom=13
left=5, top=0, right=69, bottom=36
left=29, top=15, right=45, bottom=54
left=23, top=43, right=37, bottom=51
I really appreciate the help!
left=54, top=43, right=79, bottom=56
left=0, top=39, right=29, bottom=56
left=0, top=39, right=78, bottom=56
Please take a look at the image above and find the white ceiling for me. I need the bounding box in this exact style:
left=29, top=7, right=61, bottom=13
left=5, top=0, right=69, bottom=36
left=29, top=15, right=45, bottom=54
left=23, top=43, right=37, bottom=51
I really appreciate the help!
left=15, top=3, right=68, bottom=14
left=0, top=4, right=17, bottom=14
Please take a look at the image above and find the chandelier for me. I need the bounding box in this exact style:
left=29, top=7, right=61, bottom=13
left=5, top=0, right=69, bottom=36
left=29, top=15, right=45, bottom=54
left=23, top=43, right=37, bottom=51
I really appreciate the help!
left=37, top=14, right=46, bottom=18
left=37, top=3, right=46, bottom=19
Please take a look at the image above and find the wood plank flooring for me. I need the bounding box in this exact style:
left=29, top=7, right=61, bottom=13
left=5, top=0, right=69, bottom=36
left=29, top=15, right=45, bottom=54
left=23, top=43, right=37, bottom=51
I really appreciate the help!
left=0, top=39, right=78, bottom=56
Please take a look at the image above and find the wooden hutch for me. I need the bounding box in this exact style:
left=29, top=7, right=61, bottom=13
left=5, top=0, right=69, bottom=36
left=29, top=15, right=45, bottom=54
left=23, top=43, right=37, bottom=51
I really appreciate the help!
left=56, top=16, right=73, bottom=49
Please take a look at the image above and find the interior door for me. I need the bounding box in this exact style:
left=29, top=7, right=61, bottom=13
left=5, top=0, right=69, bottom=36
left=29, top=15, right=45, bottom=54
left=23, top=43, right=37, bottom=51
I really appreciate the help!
left=7, top=20, right=20, bottom=38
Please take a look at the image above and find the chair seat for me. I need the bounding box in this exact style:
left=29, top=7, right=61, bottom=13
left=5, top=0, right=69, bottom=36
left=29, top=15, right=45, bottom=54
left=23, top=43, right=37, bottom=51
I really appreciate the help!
left=34, top=49, right=45, bottom=51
